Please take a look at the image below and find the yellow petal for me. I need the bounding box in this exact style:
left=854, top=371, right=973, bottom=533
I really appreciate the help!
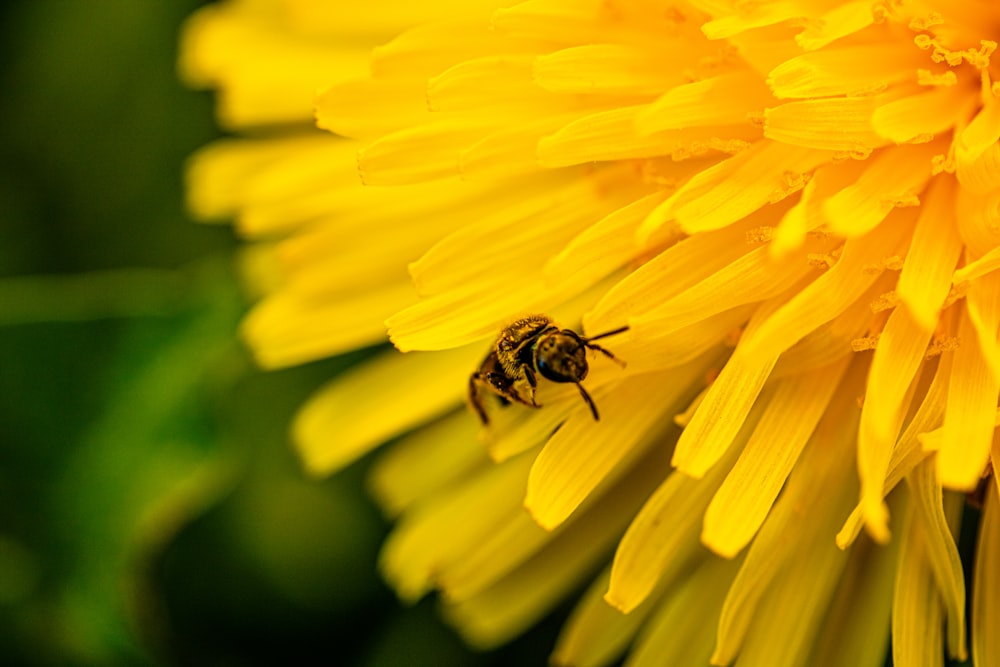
left=315, top=79, right=433, bottom=140
left=381, top=451, right=535, bottom=601
left=713, top=380, right=860, bottom=665
left=768, top=43, right=921, bottom=99
left=823, top=141, right=940, bottom=238
left=700, top=0, right=802, bottom=40
left=606, top=427, right=744, bottom=614
left=427, top=55, right=549, bottom=112
left=641, top=140, right=830, bottom=236
left=292, top=345, right=480, bottom=476
left=538, top=105, right=758, bottom=168
left=972, top=483, right=1000, bottom=667
left=965, top=268, right=1000, bottom=384
left=703, top=355, right=850, bottom=558
left=637, top=71, right=774, bottom=135
left=872, top=86, right=976, bottom=144
left=624, top=555, right=742, bottom=667
left=857, top=305, right=934, bottom=543
left=551, top=568, right=655, bottom=667
left=367, top=411, right=486, bottom=517
left=953, top=244, right=1000, bottom=284
left=838, top=355, right=947, bottom=549
left=525, top=366, right=705, bottom=530
left=534, top=43, right=685, bottom=96
left=241, top=281, right=415, bottom=367
left=743, top=210, right=912, bottom=361
left=907, top=457, right=968, bottom=661
left=936, top=307, right=999, bottom=490
left=895, top=178, right=964, bottom=331
left=794, top=1, right=874, bottom=51
left=764, top=96, right=888, bottom=153
left=807, top=534, right=899, bottom=667
left=891, top=491, right=945, bottom=667
left=443, top=448, right=667, bottom=648
left=358, top=120, right=497, bottom=185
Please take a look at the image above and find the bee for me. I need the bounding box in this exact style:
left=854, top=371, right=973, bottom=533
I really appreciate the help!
left=468, top=314, right=628, bottom=425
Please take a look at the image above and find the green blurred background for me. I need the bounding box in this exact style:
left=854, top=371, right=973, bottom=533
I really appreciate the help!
left=0, top=2, right=567, bottom=665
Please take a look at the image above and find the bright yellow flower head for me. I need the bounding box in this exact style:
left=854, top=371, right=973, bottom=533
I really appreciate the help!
left=183, top=0, right=1000, bottom=665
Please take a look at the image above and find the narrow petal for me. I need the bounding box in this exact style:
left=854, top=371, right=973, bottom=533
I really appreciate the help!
left=242, top=281, right=415, bottom=367
left=636, top=71, right=774, bottom=135
left=357, top=120, right=496, bottom=185
left=713, top=381, right=860, bottom=665
left=768, top=43, right=921, bottom=99
left=368, top=411, right=486, bottom=517
left=965, top=268, right=1000, bottom=384
left=823, top=141, right=940, bottom=238
left=427, top=55, right=546, bottom=111
left=641, top=140, right=830, bottom=236
left=895, top=178, right=964, bottom=331
left=838, top=355, right=948, bottom=549
left=442, top=449, right=667, bottom=648
left=808, top=534, right=898, bottom=667
left=764, top=96, right=888, bottom=153
left=292, top=346, right=479, bottom=475
left=380, top=452, right=535, bottom=601
left=972, top=484, right=1000, bottom=667
left=953, top=244, right=1000, bottom=283
left=857, top=305, right=935, bottom=543
left=872, top=87, right=977, bottom=144
left=907, top=457, right=968, bottom=661
left=534, top=43, right=686, bottom=96
left=703, top=355, right=850, bottom=557
left=526, top=366, right=706, bottom=530
left=538, top=106, right=758, bottom=167
left=794, top=1, right=875, bottom=51
left=606, top=428, right=744, bottom=614
left=315, top=79, right=432, bottom=140
left=891, top=493, right=945, bottom=667
left=624, top=556, right=741, bottom=667
left=937, top=307, right=999, bottom=490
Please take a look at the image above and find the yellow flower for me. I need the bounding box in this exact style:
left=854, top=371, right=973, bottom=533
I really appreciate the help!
left=182, top=0, right=1000, bottom=665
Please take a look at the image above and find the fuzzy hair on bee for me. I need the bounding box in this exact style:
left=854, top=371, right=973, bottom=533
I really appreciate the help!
left=467, top=314, right=628, bottom=425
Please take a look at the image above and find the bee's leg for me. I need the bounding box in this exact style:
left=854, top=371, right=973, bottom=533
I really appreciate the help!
left=521, top=364, right=541, bottom=407
left=585, top=342, right=626, bottom=368
left=468, top=373, right=491, bottom=425
left=575, top=383, right=600, bottom=420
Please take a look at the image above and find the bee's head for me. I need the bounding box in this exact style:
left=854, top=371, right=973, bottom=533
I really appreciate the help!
left=535, top=331, right=588, bottom=383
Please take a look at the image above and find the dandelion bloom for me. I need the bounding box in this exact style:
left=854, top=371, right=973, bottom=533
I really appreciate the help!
left=182, top=0, right=1000, bottom=665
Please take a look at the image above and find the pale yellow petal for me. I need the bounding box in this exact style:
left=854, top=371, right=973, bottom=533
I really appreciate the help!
left=525, top=366, right=705, bottom=531
left=937, top=307, right=999, bottom=490
left=972, top=483, right=1000, bottom=667
left=895, top=177, right=964, bottom=331
left=241, top=281, right=415, bottom=368
left=907, top=457, right=968, bottom=661
left=427, top=55, right=550, bottom=112
left=292, top=345, right=480, bottom=476
left=357, top=120, right=496, bottom=185
left=460, top=114, right=580, bottom=178
left=703, top=355, right=850, bottom=558
left=367, top=411, right=486, bottom=517
left=640, top=140, right=830, bottom=236
left=824, top=141, right=941, bottom=238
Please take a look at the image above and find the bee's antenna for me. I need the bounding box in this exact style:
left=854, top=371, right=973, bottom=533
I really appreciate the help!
left=584, top=325, right=629, bottom=343
left=576, top=383, right=600, bottom=420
